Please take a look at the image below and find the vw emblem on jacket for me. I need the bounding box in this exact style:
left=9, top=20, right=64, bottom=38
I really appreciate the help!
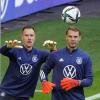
left=20, top=64, right=32, bottom=75
left=63, top=65, right=76, bottom=78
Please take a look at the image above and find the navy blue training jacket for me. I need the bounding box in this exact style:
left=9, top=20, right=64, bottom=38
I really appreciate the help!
left=0, top=45, right=49, bottom=97
left=40, top=47, right=93, bottom=100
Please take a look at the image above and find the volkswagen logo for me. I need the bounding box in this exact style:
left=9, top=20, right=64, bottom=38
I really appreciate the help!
left=63, top=65, right=76, bottom=78
left=1, top=0, right=9, bottom=20
left=20, top=64, right=32, bottom=75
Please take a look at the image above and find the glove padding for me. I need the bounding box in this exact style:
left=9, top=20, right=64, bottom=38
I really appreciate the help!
left=5, top=40, right=23, bottom=48
left=43, top=40, right=57, bottom=51
left=42, top=81, right=56, bottom=94
left=60, top=78, right=80, bottom=91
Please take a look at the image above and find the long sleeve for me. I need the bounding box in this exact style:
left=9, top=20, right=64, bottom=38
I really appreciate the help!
left=40, top=53, right=55, bottom=81
left=0, top=45, right=14, bottom=58
left=80, top=56, right=93, bottom=87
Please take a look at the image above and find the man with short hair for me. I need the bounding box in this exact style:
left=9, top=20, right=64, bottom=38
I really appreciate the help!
left=40, top=27, right=93, bottom=100
left=0, top=25, right=56, bottom=100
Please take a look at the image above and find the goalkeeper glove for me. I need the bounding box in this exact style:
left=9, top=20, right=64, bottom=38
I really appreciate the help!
left=5, top=40, right=22, bottom=48
left=43, top=40, right=57, bottom=51
left=41, top=81, right=56, bottom=94
left=60, top=78, right=80, bottom=91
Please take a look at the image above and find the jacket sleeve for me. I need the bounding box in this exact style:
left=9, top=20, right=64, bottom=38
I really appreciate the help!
left=40, top=53, right=55, bottom=81
left=80, top=56, right=93, bottom=87
left=0, top=45, right=14, bottom=58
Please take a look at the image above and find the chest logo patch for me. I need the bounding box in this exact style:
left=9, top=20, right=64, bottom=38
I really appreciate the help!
left=32, top=55, right=38, bottom=62
left=63, top=65, right=76, bottom=78
left=76, top=57, right=82, bottom=64
left=20, top=64, right=32, bottom=75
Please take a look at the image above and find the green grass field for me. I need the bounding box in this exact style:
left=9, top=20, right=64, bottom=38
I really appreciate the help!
left=1, top=17, right=100, bottom=100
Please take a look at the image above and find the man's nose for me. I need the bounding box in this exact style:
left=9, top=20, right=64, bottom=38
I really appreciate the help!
left=71, top=37, right=75, bottom=40
left=28, top=36, right=32, bottom=39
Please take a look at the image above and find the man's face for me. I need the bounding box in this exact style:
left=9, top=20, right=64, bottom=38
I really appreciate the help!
left=21, top=28, right=35, bottom=48
left=66, top=30, right=81, bottom=49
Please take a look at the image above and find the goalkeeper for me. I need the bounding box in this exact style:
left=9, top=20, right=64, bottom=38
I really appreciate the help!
left=40, top=27, right=93, bottom=100
left=0, top=25, right=57, bottom=100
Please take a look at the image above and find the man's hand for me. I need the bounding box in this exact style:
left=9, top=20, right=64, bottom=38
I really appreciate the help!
left=41, top=81, right=56, bottom=94
left=60, top=78, right=80, bottom=91
left=5, top=40, right=23, bottom=48
left=43, top=40, right=57, bottom=51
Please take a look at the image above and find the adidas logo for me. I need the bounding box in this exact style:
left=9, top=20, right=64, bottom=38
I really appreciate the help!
left=59, top=58, right=64, bottom=62
left=18, top=57, right=22, bottom=60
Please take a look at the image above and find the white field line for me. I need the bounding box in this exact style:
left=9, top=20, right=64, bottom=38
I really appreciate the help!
left=35, top=89, right=42, bottom=92
left=86, top=93, right=100, bottom=100
left=35, top=90, right=100, bottom=100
